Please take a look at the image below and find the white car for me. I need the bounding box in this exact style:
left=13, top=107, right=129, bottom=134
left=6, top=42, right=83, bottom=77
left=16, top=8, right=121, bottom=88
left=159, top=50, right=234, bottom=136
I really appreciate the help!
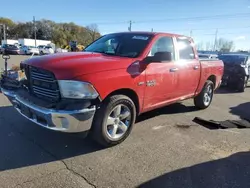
left=39, top=46, right=55, bottom=55
left=20, top=46, right=39, bottom=55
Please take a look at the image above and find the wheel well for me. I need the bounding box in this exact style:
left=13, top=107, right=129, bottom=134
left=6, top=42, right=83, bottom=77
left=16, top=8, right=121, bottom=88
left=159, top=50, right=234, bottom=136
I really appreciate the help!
left=207, top=75, right=216, bottom=87
left=105, top=89, right=140, bottom=115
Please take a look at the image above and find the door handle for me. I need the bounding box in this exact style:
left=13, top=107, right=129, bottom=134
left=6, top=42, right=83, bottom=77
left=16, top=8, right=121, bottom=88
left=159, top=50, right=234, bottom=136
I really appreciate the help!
left=193, top=66, right=199, bottom=70
left=169, top=68, right=178, bottom=72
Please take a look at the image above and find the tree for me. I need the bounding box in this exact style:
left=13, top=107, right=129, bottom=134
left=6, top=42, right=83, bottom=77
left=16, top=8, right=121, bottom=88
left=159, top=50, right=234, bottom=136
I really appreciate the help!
left=35, top=19, right=54, bottom=40
left=196, top=42, right=204, bottom=51
left=237, top=50, right=248, bottom=53
left=86, top=24, right=100, bottom=42
left=205, top=41, right=213, bottom=51
left=13, top=22, right=33, bottom=39
left=0, top=17, right=16, bottom=39
left=216, top=38, right=235, bottom=52
left=0, top=17, right=102, bottom=47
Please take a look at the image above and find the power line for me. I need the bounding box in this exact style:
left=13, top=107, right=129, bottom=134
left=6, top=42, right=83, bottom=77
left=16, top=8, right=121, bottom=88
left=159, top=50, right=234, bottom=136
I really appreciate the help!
left=200, top=31, right=250, bottom=36
left=95, top=13, right=250, bottom=25
left=169, top=25, right=250, bottom=32
left=135, top=13, right=250, bottom=24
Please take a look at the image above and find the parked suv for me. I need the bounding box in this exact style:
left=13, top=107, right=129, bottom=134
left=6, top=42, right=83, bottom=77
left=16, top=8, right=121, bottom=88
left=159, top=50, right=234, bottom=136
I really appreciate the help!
left=218, top=54, right=250, bottom=92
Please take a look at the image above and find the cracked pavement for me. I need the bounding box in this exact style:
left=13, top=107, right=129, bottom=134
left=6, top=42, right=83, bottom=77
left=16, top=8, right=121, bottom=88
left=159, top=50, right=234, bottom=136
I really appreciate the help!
left=1, top=56, right=250, bottom=188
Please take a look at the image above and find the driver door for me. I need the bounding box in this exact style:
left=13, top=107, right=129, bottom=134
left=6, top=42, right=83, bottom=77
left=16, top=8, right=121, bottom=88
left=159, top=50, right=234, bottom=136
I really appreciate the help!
left=143, top=36, right=179, bottom=111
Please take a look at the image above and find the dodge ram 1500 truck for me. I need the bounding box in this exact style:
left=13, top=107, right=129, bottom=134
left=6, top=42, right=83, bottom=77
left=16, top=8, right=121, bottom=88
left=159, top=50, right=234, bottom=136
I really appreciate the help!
left=1, top=32, right=224, bottom=147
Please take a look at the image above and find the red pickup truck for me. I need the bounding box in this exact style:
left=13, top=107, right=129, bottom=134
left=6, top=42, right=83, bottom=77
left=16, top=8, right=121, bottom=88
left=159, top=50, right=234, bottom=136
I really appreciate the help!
left=1, top=32, right=224, bottom=147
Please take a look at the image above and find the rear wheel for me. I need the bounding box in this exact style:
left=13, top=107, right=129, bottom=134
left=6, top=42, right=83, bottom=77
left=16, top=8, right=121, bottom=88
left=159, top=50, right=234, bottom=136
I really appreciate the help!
left=91, top=95, right=136, bottom=147
left=194, top=80, right=214, bottom=109
left=238, top=76, right=247, bottom=92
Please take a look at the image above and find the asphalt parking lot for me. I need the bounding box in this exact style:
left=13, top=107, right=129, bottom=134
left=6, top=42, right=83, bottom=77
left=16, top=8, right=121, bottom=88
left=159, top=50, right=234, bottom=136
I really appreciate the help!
left=1, top=55, right=250, bottom=188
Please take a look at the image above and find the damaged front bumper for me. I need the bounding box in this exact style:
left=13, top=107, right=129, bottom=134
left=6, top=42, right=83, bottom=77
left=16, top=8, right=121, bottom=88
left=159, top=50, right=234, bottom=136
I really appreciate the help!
left=1, top=88, right=96, bottom=133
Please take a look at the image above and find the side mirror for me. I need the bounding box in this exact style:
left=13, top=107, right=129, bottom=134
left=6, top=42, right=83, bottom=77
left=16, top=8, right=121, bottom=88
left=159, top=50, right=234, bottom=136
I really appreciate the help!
left=145, top=51, right=172, bottom=63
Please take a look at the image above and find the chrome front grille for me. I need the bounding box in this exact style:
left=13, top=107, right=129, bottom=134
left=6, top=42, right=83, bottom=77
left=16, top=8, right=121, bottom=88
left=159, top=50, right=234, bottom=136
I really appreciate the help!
left=30, top=66, right=60, bottom=102
left=31, top=71, right=55, bottom=82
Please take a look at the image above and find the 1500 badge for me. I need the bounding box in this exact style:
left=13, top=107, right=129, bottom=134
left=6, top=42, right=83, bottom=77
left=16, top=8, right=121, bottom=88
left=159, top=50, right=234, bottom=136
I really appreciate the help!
left=146, top=80, right=156, bottom=86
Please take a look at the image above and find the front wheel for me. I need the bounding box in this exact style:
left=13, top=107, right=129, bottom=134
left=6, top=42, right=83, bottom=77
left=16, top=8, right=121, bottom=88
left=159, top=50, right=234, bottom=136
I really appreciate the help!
left=194, top=80, right=214, bottom=109
left=91, top=95, right=136, bottom=147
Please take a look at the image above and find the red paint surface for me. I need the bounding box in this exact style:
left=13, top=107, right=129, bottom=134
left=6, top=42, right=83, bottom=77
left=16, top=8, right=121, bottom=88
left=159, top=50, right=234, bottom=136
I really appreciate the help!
left=23, top=32, right=224, bottom=114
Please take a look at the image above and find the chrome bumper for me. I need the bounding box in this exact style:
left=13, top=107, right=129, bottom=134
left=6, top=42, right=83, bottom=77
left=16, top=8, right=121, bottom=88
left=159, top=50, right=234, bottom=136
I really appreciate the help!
left=1, top=88, right=96, bottom=133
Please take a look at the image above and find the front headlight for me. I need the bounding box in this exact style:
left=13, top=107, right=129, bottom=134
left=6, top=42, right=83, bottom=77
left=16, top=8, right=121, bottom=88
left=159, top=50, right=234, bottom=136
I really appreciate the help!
left=58, top=80, right=99, bottom=99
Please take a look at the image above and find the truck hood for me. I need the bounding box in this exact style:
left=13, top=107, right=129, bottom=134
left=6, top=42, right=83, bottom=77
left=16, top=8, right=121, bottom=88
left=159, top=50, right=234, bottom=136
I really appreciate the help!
left=23, top=52, right=134, bottom=80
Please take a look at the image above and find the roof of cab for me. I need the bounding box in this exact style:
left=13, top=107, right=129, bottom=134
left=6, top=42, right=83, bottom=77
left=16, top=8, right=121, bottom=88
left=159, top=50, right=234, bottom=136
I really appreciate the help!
left=107, top=31, right=188, bottom=38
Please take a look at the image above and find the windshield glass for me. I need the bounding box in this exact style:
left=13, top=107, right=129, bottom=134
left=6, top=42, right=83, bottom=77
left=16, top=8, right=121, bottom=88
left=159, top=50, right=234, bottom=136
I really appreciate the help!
left=84, top=33, right=153, bottom=58
left=218, top=55, right=247, bottom=65
left=8, top=45, right=17, bottom=49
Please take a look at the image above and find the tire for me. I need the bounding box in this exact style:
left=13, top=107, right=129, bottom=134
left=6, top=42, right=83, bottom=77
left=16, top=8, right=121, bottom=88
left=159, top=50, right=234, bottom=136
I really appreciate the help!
left=194, top=80, right=214, bottom=109
left=91, top=95, right=136, bottom=147
left=238, top=77, right=247, bottom=92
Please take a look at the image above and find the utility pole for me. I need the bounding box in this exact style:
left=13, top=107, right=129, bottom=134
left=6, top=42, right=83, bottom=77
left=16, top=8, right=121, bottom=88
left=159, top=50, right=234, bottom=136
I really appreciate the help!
left=190, top=30, right=193, bottom=37
left=0, top=24, right=6, bottom=42
left=33, top=16, right=37, bottom=47
left=3, top=24, right=6, bottom=41
left=213, top=29, right=218, bottom=51
left=128, top=20, right=132, bottom=32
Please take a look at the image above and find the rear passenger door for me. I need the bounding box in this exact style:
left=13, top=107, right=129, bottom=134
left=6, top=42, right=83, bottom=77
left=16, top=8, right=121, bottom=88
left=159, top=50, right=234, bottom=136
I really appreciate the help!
left=143, top=36, right=179, bottom=111
left=175, top=37, right=201, bottom=98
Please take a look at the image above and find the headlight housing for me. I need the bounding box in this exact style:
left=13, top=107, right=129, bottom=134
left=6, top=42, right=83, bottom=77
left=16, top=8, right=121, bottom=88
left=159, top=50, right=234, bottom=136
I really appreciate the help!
left=58, top=80, right=99, bottom=99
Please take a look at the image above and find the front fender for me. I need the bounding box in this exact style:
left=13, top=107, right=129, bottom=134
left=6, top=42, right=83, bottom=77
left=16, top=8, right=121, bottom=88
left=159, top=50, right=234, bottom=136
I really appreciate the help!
left=74, top=68, right=145, bottom=112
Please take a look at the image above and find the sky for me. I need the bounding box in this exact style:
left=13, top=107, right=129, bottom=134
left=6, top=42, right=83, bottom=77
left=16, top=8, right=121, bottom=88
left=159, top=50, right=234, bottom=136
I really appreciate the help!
left=1, top=0, right=250, bottom=50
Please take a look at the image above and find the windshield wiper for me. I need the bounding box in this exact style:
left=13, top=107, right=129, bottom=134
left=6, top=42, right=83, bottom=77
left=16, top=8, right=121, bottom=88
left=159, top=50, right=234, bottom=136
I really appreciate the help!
left=87, top=50, right=115, bottom=56
left=85, top=50, right=133, bottom=57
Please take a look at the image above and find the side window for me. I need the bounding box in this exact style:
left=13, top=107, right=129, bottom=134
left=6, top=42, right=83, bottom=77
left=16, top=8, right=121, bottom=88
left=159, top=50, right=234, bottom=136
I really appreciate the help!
left=105, top=38, right=119, bottom=53
left=177, top=38, right=195, bottom=60
left=148, top=36, right=175, bottom=60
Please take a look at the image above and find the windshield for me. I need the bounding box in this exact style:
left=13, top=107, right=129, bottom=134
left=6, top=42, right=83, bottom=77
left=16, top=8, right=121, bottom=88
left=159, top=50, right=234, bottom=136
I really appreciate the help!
left=218, top=55, right=247, bottom=65
left=8, top=45, right=17, bottom=49
left=84, top=33, right=153, bottom=58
